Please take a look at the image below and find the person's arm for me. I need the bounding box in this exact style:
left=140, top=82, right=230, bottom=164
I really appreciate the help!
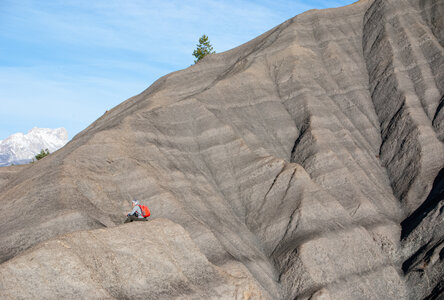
left=136, top=206, right=143, bottom=218
left=128, top=206, right=139, bottom=216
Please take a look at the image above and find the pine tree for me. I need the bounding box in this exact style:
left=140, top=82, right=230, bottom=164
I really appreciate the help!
left=192, top=35, right=215, bottom=63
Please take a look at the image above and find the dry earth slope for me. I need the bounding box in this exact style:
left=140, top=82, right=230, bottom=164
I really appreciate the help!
left=0, top=0, right=443, bottom=299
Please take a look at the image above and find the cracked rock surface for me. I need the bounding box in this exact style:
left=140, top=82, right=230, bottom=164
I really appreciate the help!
left=0, top=0, right=443, bottom=299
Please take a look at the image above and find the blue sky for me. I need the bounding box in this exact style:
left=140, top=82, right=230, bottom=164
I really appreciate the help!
left=0, top=0, right=356, bottom=140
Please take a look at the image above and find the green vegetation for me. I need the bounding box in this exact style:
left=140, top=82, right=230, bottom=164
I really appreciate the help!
left=35, top=148, right=50, bottom=160
left=192, top=34, right=215, bottom=63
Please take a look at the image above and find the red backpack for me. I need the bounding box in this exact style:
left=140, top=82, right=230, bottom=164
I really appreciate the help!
left=138, top=205, right=151, bottom=218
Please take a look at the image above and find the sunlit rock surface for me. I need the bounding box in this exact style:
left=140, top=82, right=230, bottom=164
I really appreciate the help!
left=0, top=0, right=442, bottom=299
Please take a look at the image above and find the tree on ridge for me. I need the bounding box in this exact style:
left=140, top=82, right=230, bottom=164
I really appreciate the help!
left=192, top=34, right=215, bottom=63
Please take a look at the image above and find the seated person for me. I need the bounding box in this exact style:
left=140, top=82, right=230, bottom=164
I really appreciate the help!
left=124, top=199, right=148, bottom=223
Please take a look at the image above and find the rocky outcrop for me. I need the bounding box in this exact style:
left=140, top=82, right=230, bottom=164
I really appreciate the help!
left=0, top=219, right=269, bottom=299
left=363, top=0, right=444, bottom=215
left=0, top=0, right=442, bottom=299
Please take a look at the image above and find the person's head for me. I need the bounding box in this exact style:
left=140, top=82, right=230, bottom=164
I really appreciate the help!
left=132, top=199, right=139, bottom=207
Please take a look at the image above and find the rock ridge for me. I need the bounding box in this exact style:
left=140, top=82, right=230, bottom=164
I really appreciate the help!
left=0, top=0, right=443, bottom=299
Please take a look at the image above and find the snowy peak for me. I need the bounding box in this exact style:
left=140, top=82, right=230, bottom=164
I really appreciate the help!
left=0, top=128, right=68, bottom=166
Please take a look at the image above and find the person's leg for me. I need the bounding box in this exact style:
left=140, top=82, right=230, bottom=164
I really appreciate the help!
left=124, top=216, right=139, bottom=223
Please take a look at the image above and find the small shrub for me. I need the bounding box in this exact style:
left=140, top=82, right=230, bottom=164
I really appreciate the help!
left=35, top=148, right=50, bottom=160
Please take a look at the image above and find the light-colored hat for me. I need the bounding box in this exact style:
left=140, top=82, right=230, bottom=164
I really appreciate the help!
left=132, top=199, right=139, bottom=205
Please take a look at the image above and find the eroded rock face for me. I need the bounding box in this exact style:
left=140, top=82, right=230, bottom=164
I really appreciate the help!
left=0, top=0, right=443, bottom=299
left=0, top=219, right=269, bottom=299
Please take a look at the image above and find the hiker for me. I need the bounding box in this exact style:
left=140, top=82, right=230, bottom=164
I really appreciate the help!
left=124, top=199, right=150, bottom=223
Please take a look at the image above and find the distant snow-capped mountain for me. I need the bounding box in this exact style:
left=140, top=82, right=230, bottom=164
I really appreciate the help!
left=0, top=128, right=68, bottom=166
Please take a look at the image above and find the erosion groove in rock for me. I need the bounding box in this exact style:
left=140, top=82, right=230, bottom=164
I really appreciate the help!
left=363, top=0, right=444, bottom=216
left=0, top=0, right=443, bottom=299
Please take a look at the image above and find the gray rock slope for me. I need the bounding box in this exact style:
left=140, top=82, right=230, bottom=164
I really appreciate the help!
left=1, top=219, right=269, bottom=299
left=0, top=0, right=443, bottom=299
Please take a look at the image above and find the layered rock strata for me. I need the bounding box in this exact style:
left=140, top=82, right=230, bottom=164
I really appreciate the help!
left=0, top=0, right=443, bottom=299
